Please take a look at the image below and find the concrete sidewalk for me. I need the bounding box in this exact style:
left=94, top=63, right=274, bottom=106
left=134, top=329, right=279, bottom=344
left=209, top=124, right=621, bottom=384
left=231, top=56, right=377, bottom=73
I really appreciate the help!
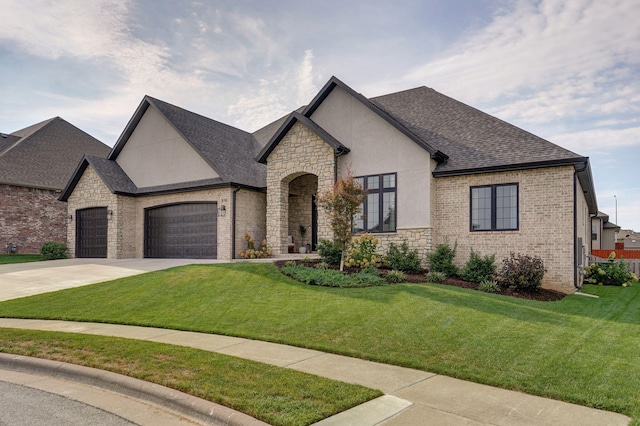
left=0, top=318, right=630, bottom=426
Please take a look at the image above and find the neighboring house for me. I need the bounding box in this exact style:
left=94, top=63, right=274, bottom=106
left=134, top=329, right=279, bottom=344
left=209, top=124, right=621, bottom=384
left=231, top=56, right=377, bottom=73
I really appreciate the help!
left=61, top=76, right=598, bottom=293
left=619, top=229, right=640, bottom=250
left=592, top=211, right=620, bottom=251
left=0, top=117, right=110, bottom=254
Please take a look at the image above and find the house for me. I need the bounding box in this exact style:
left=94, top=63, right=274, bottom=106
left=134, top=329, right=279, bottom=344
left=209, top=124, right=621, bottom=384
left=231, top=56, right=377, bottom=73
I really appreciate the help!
left=618, top=229, right=640, bottom=250
left=61, top=76, right=598, bottom=293
left=0, top=117, right=110, bottom=254
left=592, top=211, right=620, bottom=251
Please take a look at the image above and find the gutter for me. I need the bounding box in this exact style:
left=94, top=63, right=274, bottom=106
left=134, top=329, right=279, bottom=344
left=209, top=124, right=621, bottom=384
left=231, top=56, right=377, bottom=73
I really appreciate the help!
left=574, top=160, right=588, bottom=289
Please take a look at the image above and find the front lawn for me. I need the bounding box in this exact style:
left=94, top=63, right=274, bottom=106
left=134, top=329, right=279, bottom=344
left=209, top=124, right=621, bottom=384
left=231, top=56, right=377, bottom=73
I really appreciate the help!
left=0, top=262, right=639, bottom=423
left=0, top=328, right=379, bottom=425
left=0, top=254, right=43, bottom=264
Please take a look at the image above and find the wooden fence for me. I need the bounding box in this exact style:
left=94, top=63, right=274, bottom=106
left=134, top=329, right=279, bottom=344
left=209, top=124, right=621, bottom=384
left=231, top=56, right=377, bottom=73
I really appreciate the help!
left=590, top=250, right=640, bottom=275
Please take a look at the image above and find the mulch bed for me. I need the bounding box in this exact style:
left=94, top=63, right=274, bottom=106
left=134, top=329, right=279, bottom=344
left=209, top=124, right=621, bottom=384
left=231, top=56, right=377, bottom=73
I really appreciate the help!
left=275, top=260, right=566, bottom=301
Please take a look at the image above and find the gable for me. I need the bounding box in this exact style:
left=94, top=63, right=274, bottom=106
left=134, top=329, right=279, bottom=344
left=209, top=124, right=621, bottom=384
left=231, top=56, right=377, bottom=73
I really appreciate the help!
left=115, top=105, right=219, bottom=188
left=310, top=85, right=435, bottom=177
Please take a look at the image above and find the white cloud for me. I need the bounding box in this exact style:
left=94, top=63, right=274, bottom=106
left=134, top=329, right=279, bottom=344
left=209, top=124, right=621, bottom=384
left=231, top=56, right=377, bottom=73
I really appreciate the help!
left=403, top=0, right=640, bottom=130
left=550, top=127, right=640, bottom=153
left=227, top=51, right=318, bottom=131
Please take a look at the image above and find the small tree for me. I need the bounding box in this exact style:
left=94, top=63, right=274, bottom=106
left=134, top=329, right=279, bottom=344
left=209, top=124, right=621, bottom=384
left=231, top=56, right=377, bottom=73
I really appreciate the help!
left=317, top=170, right=367, bottom=271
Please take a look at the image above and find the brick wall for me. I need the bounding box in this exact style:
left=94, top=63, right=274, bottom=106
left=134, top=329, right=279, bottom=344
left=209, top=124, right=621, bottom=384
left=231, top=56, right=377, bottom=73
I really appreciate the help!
left=433, top=166, right=577, bottom=293
left=66, top=165, right=265, bottom=260
left=0, top=184, right=67, bottom=254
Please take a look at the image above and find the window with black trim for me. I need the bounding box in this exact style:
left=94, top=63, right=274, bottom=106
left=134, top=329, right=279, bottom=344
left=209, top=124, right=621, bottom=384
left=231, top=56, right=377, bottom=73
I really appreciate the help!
left=470, top=183, right=518, bottom=231
left=353, top=173, right=396, bottom=233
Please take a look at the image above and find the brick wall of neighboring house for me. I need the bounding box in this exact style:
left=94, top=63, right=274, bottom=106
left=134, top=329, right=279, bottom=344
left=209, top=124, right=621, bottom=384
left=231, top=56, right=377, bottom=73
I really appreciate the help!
left=0, top=184, right=67, bottom=254
left=266, top=122, right=335, bottom=255
left=433, top=166, right=578, bottom=293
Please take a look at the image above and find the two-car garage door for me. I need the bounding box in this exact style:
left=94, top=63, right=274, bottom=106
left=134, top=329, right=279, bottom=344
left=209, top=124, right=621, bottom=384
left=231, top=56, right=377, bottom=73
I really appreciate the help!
left=75, top=203, right=217, bottom=259
left=144, top=202, right=217, bottom=258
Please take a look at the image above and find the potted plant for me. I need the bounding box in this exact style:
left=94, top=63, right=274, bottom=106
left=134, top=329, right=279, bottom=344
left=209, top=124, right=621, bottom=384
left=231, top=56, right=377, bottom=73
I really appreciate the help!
left=299, top=225, right=307, bottom=254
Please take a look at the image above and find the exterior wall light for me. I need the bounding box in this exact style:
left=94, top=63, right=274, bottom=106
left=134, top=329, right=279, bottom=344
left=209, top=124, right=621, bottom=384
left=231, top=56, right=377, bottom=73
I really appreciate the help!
left=218, top=205, right=226, bottom=217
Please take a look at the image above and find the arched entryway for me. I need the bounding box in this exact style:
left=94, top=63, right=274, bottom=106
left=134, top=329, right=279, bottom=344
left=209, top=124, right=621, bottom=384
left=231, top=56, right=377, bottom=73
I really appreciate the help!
left=287, top=173, right=318, bottom=253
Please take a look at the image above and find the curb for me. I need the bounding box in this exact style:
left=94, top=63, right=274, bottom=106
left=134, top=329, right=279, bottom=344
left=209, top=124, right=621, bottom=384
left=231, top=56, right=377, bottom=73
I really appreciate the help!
left=0, top=353, right=268, bottom=426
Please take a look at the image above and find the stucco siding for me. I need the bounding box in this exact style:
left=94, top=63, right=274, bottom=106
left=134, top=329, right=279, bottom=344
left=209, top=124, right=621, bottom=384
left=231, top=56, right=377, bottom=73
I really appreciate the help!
left=116, top=106, right=218, bottom=187
left=433, top=166, right=578, bottom=293
left=312, top=86, right=435, bottom=228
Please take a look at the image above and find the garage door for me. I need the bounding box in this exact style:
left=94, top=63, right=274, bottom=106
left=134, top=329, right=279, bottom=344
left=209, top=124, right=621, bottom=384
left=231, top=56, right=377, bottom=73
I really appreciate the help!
left=144, top=203, right=217, bottom=258
left=76, top=207, right=108, bottom=258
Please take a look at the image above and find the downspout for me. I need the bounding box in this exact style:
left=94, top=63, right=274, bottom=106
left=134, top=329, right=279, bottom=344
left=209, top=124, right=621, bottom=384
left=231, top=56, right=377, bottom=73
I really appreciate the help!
left=231, top=186, right=241, bottom=259
left=574, top=160, right=588, bottom=289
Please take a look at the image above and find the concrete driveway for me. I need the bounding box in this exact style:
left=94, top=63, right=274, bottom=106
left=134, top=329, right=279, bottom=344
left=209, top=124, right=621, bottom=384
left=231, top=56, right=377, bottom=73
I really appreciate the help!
left=0, top=258, right=226, bottom=302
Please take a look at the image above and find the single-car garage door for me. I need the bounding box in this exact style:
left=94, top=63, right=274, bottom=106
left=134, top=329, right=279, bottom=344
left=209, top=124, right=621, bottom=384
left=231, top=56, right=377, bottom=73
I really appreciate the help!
left=144, top=203, right=217, bottom=258
left=76, top=207, right=108, bottom=258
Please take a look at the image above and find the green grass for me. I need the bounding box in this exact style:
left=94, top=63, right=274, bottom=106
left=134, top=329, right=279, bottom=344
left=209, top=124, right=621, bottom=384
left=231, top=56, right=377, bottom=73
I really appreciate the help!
left=0, top=254, right=43, bottom=264
left=0, top=262, right=639, bottom=422
left=0, top=328, right=379, bottom=426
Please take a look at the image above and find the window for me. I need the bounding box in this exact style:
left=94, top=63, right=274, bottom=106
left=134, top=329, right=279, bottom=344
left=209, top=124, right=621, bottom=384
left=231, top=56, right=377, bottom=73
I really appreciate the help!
left=354, top=173, right=396, bottom=233
left=470, top=183, right=518, bottom=231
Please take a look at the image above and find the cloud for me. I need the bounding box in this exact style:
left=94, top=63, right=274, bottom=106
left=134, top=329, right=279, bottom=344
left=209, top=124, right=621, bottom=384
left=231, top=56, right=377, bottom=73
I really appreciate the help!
left=550, top=127, right=640, bottom=153
left=227, top=51, right=318, bottom=131
left=403, top=0, right=640, bottom=134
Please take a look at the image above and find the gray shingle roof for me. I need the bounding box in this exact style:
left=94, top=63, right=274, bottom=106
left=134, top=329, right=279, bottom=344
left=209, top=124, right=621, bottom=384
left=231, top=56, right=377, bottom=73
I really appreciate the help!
left=0, top=117, right=110, bottom=190
left=371, top=87, right=584, bottom=175
left=110, top=97, right=266, bottom=189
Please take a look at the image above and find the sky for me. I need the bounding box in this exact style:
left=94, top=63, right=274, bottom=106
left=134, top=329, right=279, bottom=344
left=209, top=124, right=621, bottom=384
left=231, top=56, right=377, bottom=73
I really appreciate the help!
left=1, top=0, right=639, bottom=230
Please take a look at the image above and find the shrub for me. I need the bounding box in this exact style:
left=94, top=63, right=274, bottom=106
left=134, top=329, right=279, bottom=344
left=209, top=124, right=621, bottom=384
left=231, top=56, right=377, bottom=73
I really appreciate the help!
left=280, top=264, right=385, bottom=288
left=361, top=266, right=380, bottom=276
left=427, top=240, right=459, bottom=277
left=385, top=240, right=423, bottom=273
left=40, top=241, right=67, bottom=260
left=239, top=234, right=271, bottom=259
left=345, top=234, right=383, bottom=269
left=498, top=253, right=546, bottom=290
left=584, top=252, right=637, bottom=286
left=425, top=271, right=446, bottom=283
left=386, top=270, right=406, bottom=283
left=317, top=239, right=342, bottom=265
left=316, top=261, right=330, bottom=270
left=461, top=250, right=496, bottom=283
left=478, top=280, right=501, bottom=293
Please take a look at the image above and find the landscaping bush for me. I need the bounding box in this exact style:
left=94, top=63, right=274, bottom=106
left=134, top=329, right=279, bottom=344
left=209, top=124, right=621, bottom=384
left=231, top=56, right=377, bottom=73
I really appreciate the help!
left=584, top=252, right=637, bottom=286
left=345, top=234, right=383, bottom=269
left=461, top=250, right=496, bottom=283
left=280, top=264, right=386, bottom=287
left=498, top=253, right=546, bottom=290
left=316, top=239, right=342, bottom=265
left=427, top=240, right=459, bottom=277
left=386, top=270, right=406, bottom=283
left=40, top=241, right=67, bottom=260
left=425, top=271, right=446, bottom=283
left=385, top=240, right=422, bottom=273
left=238, top=234, right=271, bottom=259
left=478, top=280, right=501, bottom=293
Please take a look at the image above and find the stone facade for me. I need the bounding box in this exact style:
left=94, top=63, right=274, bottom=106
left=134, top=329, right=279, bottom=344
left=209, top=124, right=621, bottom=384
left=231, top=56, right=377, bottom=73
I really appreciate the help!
left=0, top=184, right=67, bottom=254
left=65, top=166, right=120, bottom=258
left=234, top=189, right=267, bottom=257
left=265, top=122, right=335, bottom=255
left=432, top=166, right=578, bottom=293
left=370, top=228, right=433, bottom=267
left=66, top=165, right=265, bottom=260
